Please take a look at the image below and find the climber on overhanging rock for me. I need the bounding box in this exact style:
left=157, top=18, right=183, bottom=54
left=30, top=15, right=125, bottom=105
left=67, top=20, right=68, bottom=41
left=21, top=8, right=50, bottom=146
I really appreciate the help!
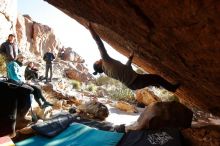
left=87, top=23, right=180, bottom=92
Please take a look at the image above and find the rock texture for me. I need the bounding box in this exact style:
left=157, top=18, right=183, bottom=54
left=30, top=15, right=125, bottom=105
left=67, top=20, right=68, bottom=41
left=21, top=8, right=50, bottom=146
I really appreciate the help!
left=182, top=126, right=220, bottom=146
left=64, top=47, right=85, bottom=63
left=135, top=88, right=161, bottom=105
left=15, top=14, right=93, bottom=80
left=65, top=68, right=92, bottom=82
left=0, top=1, right=93, bottom=85
left=0, top=0, right=17, bottom=42
left=16, top=15, right=61, bottom=57
left=45, top=0, right=220, bottom=116
left=126, top=101, right=193, bottom=131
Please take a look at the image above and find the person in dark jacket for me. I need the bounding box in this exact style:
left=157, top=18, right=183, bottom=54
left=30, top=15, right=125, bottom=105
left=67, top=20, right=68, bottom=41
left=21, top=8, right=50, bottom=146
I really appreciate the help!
left=7, top=54, right=53, bottom=109
left=0, top=34, right=20, bottom=63
left=25, top=61, right=39, bottom=81
left=0, top=34, right=20, bottom=78
left=88, top=24, right=179, bottom=92
left=43, top=48, right=55, bottom=83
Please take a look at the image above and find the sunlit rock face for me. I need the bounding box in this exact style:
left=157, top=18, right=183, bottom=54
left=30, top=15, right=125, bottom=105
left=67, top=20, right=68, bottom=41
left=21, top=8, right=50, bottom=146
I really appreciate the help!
left=64, top=47, right=85, bottom=63
left=16, top=15, right=61, bottom=57
left=0, top=0, right=93, bottom=83
left=15, top=14, right=93, bottom=80
left=45, top=0, right=220, bottom=116
left=135, top=88, right=160, bottom=106
left=0, top=0, right=17, bottom=42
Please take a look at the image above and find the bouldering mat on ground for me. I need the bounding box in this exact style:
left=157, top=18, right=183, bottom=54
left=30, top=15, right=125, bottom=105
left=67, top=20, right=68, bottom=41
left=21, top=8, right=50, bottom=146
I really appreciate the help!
left=16, top=123, right=124, bottom=146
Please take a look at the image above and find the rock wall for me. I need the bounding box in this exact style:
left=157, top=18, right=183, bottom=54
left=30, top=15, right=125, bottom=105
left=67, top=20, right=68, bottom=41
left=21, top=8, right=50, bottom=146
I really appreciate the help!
left=0, top=0, right=17, bottom=42
left=16, top=15, right=60, bottom=57
left=0, top=0, right=92, bottom=82
left=45, top=0, right=220, bottom=116
left=15, top=14, right=87, bottom=64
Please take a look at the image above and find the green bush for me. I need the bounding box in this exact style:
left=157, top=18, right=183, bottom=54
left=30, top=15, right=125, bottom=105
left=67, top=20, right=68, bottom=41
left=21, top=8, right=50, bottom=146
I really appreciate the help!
left=71, top=80, right=81, bottom=90
left=95, top=75, right=118, bottom=86
left=86, top=83, right=97, bottom=92
left=152, top=88, right=179, bottom=102
left=109, top=87, right=135, bottom=102
left=0, top=55, right=6, bottom=75
left=95, top=75, right=135, bottom=103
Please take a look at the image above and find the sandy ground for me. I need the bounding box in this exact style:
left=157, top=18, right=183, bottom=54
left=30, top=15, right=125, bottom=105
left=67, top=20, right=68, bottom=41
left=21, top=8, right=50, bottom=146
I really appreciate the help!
left=105, top=104, right=144, bottom=126
left=29, top=95, right=143, bottom=126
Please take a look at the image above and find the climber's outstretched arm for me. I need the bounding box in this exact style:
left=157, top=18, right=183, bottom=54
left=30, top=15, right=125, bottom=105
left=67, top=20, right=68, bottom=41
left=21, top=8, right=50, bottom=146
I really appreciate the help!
left=88, top=24, right=110, bottom=60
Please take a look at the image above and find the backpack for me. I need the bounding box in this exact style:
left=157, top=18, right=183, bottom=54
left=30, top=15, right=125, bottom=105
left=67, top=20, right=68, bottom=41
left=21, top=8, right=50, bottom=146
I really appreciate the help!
left=32, top=114, right=74, bottom=137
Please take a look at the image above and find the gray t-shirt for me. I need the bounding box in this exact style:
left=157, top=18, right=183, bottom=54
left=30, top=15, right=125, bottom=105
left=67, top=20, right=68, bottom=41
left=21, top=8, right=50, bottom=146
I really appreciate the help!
left=89, top=27, right=138, bottom=86
left=102, top=58, right=138, bottom=86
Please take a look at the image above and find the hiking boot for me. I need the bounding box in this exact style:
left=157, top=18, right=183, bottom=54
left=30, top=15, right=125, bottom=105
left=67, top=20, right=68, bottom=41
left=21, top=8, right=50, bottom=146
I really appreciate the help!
left=38, top=76, right=45, bottom=81
left=69, top=107, right=77, bottom=114
left=41, top=101, right=53, bottom=109
left=33, top=79, right=40, bottom=82
left=30, top=111, right=38, bottom=122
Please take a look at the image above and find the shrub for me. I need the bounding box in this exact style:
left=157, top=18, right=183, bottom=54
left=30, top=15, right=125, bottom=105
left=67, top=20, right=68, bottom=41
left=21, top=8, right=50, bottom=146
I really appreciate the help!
left=71, top=80, right=81, bottom=90
left=0, top=55, right=6, bottom=75
left=95, top=75, right=135, bottom=103
left=151, top=87, right=179, bottom=102
left=109, top=87, right=135, bottom=103
left=86, top=83, right=97, bottom=92
left=95, top=75, right=118, bottom=86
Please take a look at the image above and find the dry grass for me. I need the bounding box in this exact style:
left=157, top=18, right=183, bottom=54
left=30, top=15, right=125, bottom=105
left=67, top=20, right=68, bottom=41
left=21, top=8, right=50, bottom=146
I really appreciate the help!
left=0, top=55, right=7, bottom=76
left=95, top=75, right=135, bottom=103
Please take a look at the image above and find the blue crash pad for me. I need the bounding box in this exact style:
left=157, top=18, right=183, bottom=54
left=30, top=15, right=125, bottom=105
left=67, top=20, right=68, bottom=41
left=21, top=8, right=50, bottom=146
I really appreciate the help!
left=16, top=123, right=124, bottom=146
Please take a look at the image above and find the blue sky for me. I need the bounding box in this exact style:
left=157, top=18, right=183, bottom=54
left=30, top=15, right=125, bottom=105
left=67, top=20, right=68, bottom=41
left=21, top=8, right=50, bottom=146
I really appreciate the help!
left=17, top=0, right=127, bottom=72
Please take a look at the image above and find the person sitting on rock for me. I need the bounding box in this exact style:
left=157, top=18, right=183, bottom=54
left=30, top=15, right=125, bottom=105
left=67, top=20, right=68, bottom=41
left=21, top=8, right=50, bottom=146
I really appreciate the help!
left=7, top=54, right=53, bottom=109
left=88, top=23, right=179, bottom=92
left=25, top=61, right=39, bottom=81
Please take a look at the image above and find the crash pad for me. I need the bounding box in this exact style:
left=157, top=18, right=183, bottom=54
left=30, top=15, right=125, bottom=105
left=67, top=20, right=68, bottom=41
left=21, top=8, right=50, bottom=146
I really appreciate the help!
left=16, top=123, right=124, bottom=146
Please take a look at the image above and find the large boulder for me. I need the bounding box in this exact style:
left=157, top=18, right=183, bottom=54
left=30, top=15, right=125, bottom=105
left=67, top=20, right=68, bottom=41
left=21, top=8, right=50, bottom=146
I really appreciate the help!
left=110, top=101, right=138, bottom=113
left=65, top=68, right=92, bottom=82
left=15, top=14, right=93, bottom=82
left=63, top=47, right=85, bottom=63
left=77, top=101, right=109, bottom=120
left=135, top=88, right=160, bottom=105
left=16, top=15, right=61, bottom=57
left=16, top=15, right=32, bottom=54
left=45, top=0, right=220, bottom=116
left=126, top=101, right=193, bottom=131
